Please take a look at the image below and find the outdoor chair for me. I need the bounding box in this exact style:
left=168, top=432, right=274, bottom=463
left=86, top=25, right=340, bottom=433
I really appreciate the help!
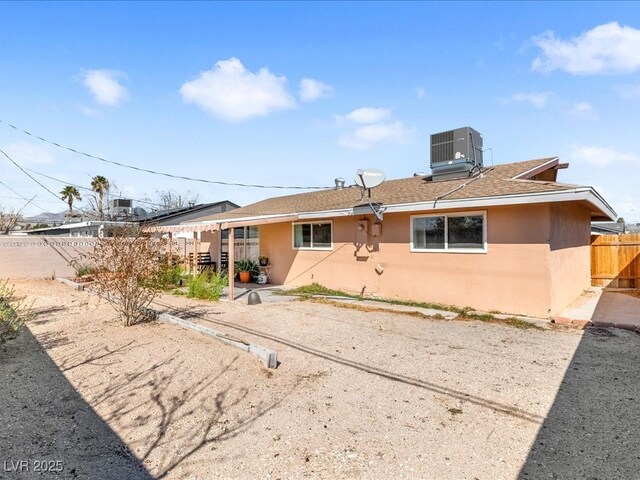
left=188, top=252, right=216, bottom=273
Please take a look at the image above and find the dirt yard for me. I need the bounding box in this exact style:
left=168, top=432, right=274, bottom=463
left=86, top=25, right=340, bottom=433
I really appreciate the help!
left=1, top=279, right=638, bottom=479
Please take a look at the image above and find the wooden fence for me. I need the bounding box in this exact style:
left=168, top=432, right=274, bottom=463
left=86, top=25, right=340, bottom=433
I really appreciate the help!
left=591, top=233, right=640, bottom=288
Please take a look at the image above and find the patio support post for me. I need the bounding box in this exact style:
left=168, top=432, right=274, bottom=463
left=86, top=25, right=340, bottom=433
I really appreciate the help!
left=192, top=231, right=198, bottom=277
left=167, top=232, right=173, bottom=266
left=228, top=227, right=235, bottom=301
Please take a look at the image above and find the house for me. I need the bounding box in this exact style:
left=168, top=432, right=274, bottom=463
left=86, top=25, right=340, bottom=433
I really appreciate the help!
left=163, top=156, right=615, bottom=318
left=26, top=201, right=239, bottom=238
left=25, top=220, right=135, bottom=237
left=591, top=221, right=625, bottom=235
left=138, top=201, right=239, bottom=230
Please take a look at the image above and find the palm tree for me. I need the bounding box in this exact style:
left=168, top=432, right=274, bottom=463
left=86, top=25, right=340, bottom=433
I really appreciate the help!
left=60, top=186, right=82, bottom=214
left=90, top=175, right=110, bottom=220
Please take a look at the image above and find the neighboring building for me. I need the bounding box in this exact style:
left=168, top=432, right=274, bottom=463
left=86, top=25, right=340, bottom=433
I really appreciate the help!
left=26, top=201, right=239, bottom=238
left=591, top=221, right=625, bottom=235
left=139, top=201, right=239, bottom=230
left=25, top=220, right=134, bottom=237
left=176, top=156, right=615, bottom=318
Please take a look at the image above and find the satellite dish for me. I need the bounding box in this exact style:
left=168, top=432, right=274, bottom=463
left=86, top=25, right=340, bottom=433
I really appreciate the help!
left=354, top=169, right=385, bottom=189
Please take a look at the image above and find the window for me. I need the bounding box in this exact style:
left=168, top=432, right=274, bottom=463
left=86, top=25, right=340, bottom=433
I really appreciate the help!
left=221, top=226, right=260, bottom=260
left=411, top=211, right=486, bottom=252
left=293, top=222, right=332, bottom=250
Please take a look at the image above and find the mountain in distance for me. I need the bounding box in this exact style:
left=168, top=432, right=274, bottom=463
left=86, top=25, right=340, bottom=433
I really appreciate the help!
left=22, top=211, right=65, bottom=225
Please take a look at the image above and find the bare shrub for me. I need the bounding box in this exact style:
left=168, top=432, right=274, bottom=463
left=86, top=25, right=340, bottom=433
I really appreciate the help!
left=0, top=207, right=20, bottom=234
left=86, top=227, right=167, bottom=326
left=0, top=280, right=33, bottom=344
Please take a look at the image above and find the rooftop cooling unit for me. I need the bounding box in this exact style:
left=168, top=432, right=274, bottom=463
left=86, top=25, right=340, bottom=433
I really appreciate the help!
left=111, top=198, right=133, bottom=218
left=430, top=127, right=483, bottom=181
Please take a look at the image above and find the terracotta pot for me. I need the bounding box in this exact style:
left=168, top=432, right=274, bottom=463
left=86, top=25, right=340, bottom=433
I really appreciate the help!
left=239, top=271, right=252, bottom=283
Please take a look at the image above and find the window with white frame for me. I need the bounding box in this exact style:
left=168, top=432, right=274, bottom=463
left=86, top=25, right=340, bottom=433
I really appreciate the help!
left=411, top=211, right=486, bottom=252
left=292, top=222, right=332, bottom=250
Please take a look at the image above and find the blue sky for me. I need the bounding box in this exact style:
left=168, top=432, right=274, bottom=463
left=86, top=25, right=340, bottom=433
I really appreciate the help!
left=1, top=1, right=639, bottom=221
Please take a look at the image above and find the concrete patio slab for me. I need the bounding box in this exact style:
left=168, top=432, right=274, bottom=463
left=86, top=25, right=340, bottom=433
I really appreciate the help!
left=554, top=287, right=640, bottom=333
left=591, top=291, right=640, bottom=333
left=554, top=288, right=604, bottom=327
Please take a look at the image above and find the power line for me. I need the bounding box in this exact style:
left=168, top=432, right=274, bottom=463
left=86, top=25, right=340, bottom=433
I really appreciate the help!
left=0, top=178, right=56, bottom=214
left=0, top=119, right=328, bottom=190
left=0, top=147, right=66, bottom=203
left=24, top=167, right=171, bottom=209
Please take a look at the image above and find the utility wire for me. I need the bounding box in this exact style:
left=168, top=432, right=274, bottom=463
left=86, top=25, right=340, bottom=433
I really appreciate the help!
left=15, top=195, right=37, bottom=216
left=0, top=119, right=328, bottom=190
left=0, top=147, right=67, bottom=203
left=0, top=180, right=53, bottom=214
left=24, top=167, right=168, bottom=209
left=2, top=150, right=134, bottom=219
left=0, top=178, right=55, bottom=214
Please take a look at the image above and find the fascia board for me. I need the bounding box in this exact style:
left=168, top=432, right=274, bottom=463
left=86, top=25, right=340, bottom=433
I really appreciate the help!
left=178, top=187, right=617, bottom=228
left=300, top=188, right=618, bottom=221
left=512, top=157, right=559, bottom=179
left=384, top=188, right=617, bottom=220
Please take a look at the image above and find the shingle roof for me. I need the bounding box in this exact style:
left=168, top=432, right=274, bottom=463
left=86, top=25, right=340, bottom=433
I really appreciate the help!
left=187, top=157, right=582, bottom=223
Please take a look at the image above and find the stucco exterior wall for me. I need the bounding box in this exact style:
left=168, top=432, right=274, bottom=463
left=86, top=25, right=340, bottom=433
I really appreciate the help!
left=548, top=202, right=592, bottom=314
left=259, top=204, right=570, bottom=317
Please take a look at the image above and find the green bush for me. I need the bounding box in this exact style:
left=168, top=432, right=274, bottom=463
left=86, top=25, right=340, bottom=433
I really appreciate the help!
left=75, top=263, right=95, bottom=277
left=0, top=280, right=33, bottom=344
left=156, top=264, right=185, bottom=290
left=186, top=271, right=227, bottom=301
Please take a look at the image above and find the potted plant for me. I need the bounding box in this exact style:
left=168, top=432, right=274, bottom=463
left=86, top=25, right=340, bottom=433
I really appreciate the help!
left=258, top=255, right=269, bottom=267
left=235, top=259, right=258, bottom=284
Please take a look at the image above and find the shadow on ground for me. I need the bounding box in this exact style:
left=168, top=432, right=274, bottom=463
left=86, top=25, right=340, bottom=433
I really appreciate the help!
left=154, top=299, right=545, bottom=424
left=0, top=328, right=154, bottom=480
left=82, top=353, right=294, bottom=479
left=519, top=326, right=640, bottom=478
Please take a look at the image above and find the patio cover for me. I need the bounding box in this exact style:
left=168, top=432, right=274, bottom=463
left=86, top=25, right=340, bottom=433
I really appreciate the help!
left=143, top=214, right=299, bottom=234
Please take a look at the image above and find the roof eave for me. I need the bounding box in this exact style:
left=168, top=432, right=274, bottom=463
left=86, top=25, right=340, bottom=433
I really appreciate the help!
left=164, top=187, right=616, bottom=230
left=512, top=157, right=559, bottom=179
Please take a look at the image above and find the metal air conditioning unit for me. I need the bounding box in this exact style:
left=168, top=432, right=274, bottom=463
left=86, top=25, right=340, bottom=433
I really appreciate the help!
left=430, top=127, right=483, bottom=181
left=111, top=198, right=133, bottom=218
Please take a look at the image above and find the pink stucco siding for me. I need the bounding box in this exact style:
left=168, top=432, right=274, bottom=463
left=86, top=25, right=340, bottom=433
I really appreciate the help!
left=548, top=202, right=592, bottom=314
left=259, top=203, right=591, bottom=318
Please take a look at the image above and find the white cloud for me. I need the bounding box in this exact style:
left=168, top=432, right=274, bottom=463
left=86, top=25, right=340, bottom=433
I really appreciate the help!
left=532, top=22, right=640, bottom=75
left=337, top=107, right=391, bottom=125
left=81, top=69, right=129, bottom=106
left=570, top=145, right=638, bottom=167
left=504, top=92, right=594, bottom=118
left=335, top=106, right=412, bottom=149
left=615, top=82, right=640, bottom=99
left=339, top=121, right=410, bottom=150
left=567, top=101, right=593, bottom=118
left=299, top=78, right=333, bottom=102
left=3, top=142, right=55, bottom=165
left=510, top=91, right=555, bottom=108
left=415, top=87, right=426, bottom=98
left=180, top=57, right=296, bottom=121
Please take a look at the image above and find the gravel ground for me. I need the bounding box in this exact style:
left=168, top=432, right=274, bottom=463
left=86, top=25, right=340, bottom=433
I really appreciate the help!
left=1, top=279, right=638, bottom=479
